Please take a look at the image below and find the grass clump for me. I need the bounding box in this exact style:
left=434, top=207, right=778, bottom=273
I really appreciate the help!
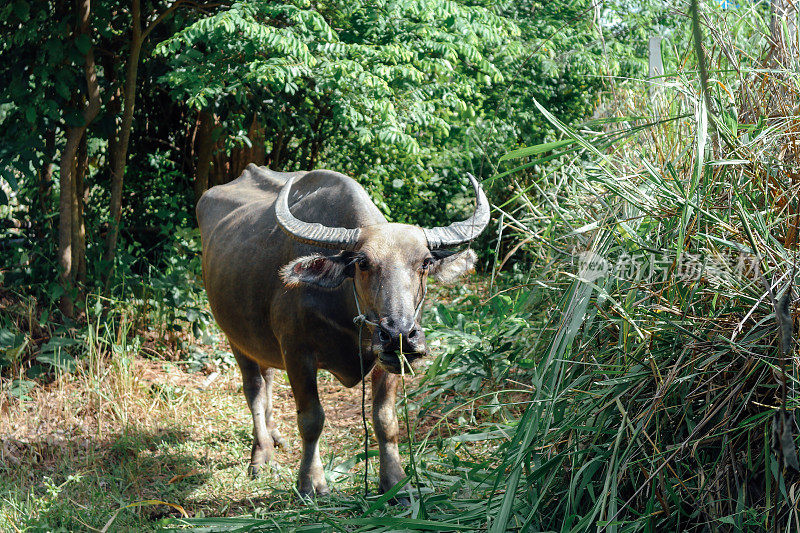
left=481, top=3, right=800, bottom=531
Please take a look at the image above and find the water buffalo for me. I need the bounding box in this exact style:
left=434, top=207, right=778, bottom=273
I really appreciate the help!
left=197, top=165, right=489, bottom=496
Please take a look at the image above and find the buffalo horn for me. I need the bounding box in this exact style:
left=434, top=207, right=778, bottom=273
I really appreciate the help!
left=422, top=173, right=490, bottom=249
left=275, top=176, right=361, bottom=250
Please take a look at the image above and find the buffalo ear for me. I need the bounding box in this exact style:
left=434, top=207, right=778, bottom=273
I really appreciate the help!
left=430, top=249, right=477, bottom=283
left=281, top=253, right=355, bottom=289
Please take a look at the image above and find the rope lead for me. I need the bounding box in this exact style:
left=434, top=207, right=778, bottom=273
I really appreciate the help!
left=350, top=277, right=427, bottom=498
left=353, top=282, right=372, bottom=497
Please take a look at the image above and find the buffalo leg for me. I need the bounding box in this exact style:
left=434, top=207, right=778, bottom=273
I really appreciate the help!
left=232, top=346, right=274, bottom=478
left=372, top=365, right=406, bottom=493
left=285, top=358, right=329, bottom=496
left=260, top=367, right=286, bottom=448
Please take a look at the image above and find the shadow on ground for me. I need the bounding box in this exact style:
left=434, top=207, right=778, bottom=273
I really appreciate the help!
left=1, top=426, right=211, bottom=531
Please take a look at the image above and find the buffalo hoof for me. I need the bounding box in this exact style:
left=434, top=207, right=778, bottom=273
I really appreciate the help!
left=248, top=463, right=274, bottom=479
left=297, top=483, right=330, bottom=500
left=391, top=496, right=411, bottom=507
left=248, top=464, right=262, bottom=479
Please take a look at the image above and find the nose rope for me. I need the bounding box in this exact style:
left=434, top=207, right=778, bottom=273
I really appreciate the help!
left=352, top=282, right=380, bottom=328
left=352, top=281, right=372, bottom=497
left=351, top=280, right=427, bottom=329
left=414, top=281, right=428, bottom=322
left=350, top=277, right=427, bottom=497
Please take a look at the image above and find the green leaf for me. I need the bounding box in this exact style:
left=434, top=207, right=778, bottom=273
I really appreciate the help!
left=499, top=139, right=575, bottom=161
left=342, top=518, right=472, bottom=530
left=37, top=350, right=77, bottom=374
left=5, top=336, right=28, bottom=363
left=13, top=0, right=29, bottom=21
left=75, top=34, right=92, bottom=55
left=9, top=379, right=36, bottom=400
left=56, top=83, right=71, bottom=100
left=48, top=282, right=64, bottom=300
left=0, top=168, right=18, bottom=190
left=1, top=328, right=19, bottom=347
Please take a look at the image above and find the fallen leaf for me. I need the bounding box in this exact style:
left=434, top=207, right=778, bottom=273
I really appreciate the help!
left=168, top=468, right=201, bottom=484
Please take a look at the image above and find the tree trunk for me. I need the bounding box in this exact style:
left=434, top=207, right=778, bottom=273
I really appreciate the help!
left=308, top=113, right=326, bottom=169
left=211, top=148, right=228, bottom=186
left=193, top=110, right=214, bottom=203
left=226, top=114, right=266, bottom=180
left=58, top=0, right=101, bottom=317
left=103, top=0, right=187, bottom=283
left=268, top=131, right=291, bottom=169
left=249, top=115, right=266, bottom=167
left=103, top=0, right=143, bottom=284
left=309, top=138, right=322, bottom=169
left=37, top=129, right=56, bottom=236
left=210, top=117, right=230, bottom=185
left=267, top=131, right=282, bottom=167
left=72, top=134, right=88, bottom=288
left=106, top=84, right=122, bottom=190
left=229, top=138, right=244, bottom=182
left=297, top=138, right=310, bottom=169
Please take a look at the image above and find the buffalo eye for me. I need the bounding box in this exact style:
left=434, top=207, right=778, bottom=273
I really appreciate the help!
left=357, top=256, right=370, bottom=271
left=421, top=257, right=434, bottom=271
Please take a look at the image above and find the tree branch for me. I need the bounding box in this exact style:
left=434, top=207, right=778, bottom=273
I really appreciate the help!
left=142, top=0, right=222, bottom=40
left=142, top=0, right=184, bottom=40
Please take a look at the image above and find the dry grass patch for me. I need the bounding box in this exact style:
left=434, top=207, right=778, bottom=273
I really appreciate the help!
left=0, top=344, right=443, bottom=531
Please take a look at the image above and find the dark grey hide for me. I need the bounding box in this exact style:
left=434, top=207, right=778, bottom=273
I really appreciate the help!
left=197, top=165, right=487, bottom=496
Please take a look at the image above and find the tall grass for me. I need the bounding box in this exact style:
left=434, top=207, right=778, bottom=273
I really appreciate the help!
left=484, top=2, right=800, bottom=530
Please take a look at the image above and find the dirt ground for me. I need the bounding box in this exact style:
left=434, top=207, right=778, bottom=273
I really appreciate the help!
left=0, top=346, right=436, bottom=530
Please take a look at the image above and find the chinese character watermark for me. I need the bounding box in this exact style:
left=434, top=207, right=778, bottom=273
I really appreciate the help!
left=572, top=249, right=757, bottom=285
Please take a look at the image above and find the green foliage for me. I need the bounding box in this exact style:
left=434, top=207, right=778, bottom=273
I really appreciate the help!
left=157, top=0, right=520, bottom=154
left=155, top=0, right=529, bottom=225
left=423, top=292, right=536, bottom=395
left=0, top=1, right=69, bottom=212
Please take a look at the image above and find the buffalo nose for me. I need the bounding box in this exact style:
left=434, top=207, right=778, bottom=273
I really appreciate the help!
left=378, top=318, right=421, bottom=350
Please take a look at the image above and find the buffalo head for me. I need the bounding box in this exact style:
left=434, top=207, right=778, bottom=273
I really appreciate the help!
left=277, top=174, right=490, bottom=374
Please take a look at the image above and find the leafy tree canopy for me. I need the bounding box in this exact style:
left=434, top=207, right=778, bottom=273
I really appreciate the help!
left=156, top=0, right=523, bottom=155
